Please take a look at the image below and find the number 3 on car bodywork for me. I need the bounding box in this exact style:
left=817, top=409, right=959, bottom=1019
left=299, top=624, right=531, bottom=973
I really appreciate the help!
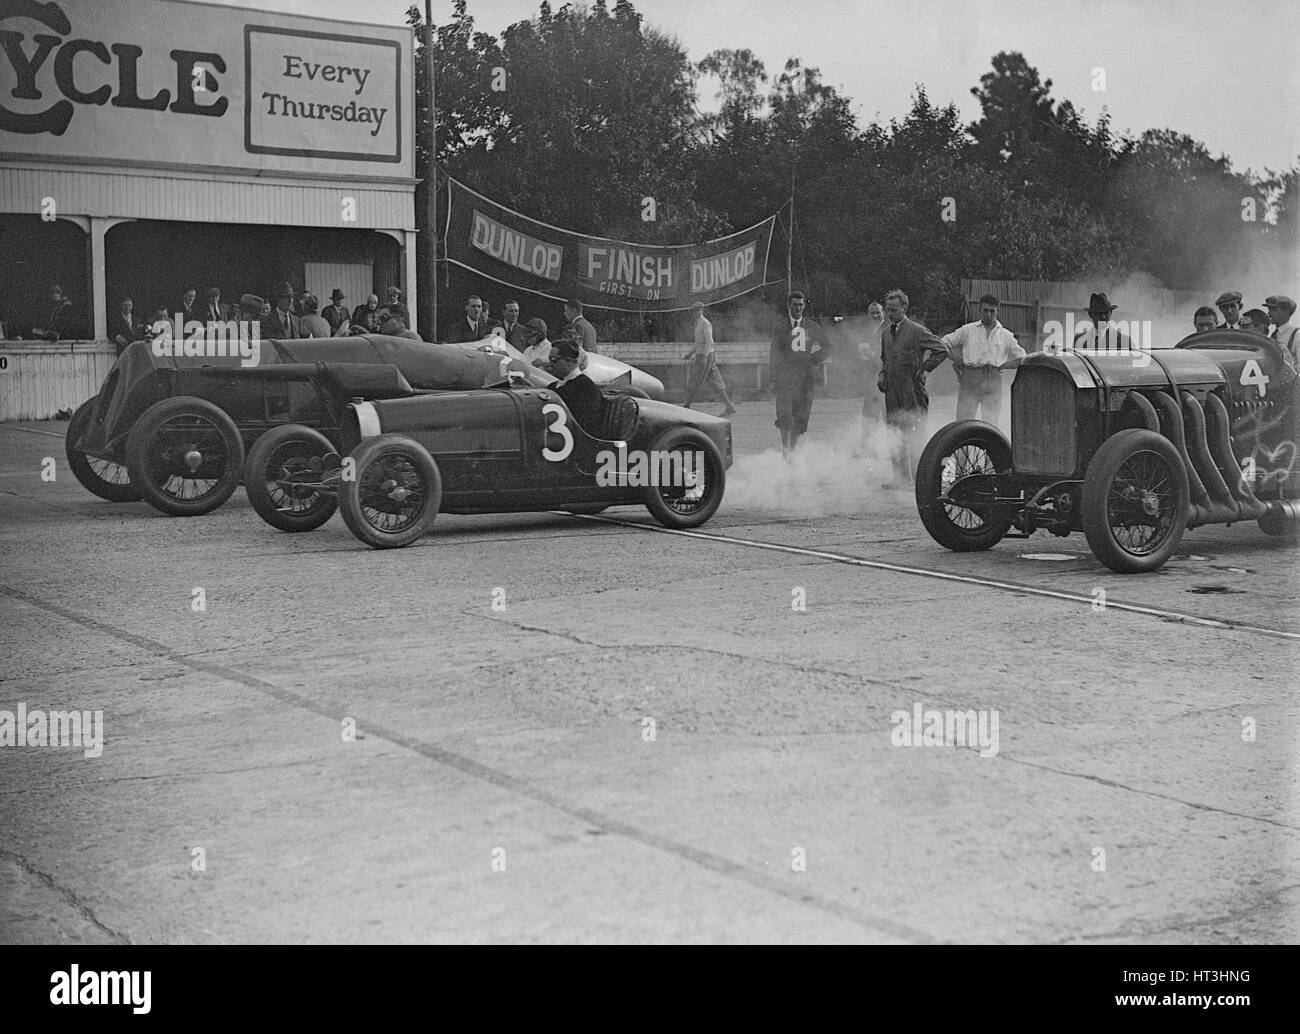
left=542, top=403, right=573, bottom=461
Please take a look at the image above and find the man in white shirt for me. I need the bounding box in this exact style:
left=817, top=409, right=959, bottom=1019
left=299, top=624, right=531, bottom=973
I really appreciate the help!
left=1265, top=295, right=1299, bottom=367
left=942, top=293, right=1026, bottom=427
left=682, top=302, right=737, bottom=415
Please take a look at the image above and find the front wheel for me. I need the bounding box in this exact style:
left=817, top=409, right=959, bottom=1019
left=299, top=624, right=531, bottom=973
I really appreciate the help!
left=915, top=420, right=1013, bottom=551
left=1082, top=429, right=1189, bottom=573
left=338, top=435, right=441, bottom=548
left=641, top=428, right=726, bottom=529
left=65, top=395, right=140, bottom=502
left=126, top=396, right=244, bottom=516
left=244, top=424, right=340, bottom=532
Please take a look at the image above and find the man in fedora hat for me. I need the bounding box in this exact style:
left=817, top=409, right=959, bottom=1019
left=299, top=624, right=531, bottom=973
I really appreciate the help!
left=322, top=289, right=349, bottom=335
left=1215, top=291, right=1244, bottom=330
left=236, top=294, right=265, bottom=323
left=264, top=282, right=302, bottom=340
left=1074, top=292, right=1130, bottom=351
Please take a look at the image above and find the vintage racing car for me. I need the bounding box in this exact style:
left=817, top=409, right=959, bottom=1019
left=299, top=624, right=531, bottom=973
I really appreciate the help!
left=241, top=379, right=730, bottom=548
left=915, top=329, right=1299, bottom=573
left=65, top=334, right=662, bottom=517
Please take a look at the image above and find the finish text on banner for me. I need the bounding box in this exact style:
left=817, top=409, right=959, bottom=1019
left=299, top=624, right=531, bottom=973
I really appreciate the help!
left=443, top=177, right=780, bottom=311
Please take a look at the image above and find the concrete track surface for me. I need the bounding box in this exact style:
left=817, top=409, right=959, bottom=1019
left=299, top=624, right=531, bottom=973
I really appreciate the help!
left=2, top=399, right=1297, bottom=944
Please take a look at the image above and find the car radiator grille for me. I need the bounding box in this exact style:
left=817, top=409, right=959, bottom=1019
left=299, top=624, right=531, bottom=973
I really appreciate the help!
left=1012, top=366, right=1076, bottom=475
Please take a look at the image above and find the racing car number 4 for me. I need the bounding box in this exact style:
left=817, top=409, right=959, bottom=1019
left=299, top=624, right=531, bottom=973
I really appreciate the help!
left=1240, top=359, right=1269, bottom=398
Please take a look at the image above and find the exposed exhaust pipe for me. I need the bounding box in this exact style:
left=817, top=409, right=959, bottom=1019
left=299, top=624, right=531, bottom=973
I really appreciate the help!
left=1204, top=392, right=1267, bottom=519
left=1180, top=391, right=1240, bottom=525
left=1258, top=499, right=1300, bottom=536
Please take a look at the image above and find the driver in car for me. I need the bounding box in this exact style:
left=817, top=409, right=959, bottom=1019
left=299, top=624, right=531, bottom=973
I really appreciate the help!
left=548, top=337, right=602, bottom=433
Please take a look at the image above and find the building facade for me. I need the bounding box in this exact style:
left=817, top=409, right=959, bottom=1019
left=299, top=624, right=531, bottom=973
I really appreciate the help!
left=0, top=0, right=416, bottom=356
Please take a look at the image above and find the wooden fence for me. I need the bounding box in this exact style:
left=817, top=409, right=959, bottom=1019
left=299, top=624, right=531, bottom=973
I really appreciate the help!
left=0, top=341, right=119, bottom=420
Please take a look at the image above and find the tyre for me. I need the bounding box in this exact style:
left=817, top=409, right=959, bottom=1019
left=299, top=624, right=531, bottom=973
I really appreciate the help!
left=1082, top=429, right=1189, bottom=573
left=126, top=396, right=244, bottom=516
left=915, top=420, right=1013, bottom=552
left=641, top=427, right=726, bottom=529
left=65, top=395, right=140, bottom=502
left=244, top=424, right=340, bottom=532
left=338, top=435, right=441, bottom=548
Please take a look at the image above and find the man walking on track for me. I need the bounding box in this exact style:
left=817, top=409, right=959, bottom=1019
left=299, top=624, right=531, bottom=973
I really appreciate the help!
left=683, top=303, right=737, bottom=416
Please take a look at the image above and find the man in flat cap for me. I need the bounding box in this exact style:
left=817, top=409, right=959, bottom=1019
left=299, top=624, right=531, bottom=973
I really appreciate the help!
left=1215, top=291, right=1244, bottom=330
left=1265, top=295, right=1299, bottom=363
left=1074, top=292, right=1130, bottom=351
left=548, top=337, right=603, bottom=432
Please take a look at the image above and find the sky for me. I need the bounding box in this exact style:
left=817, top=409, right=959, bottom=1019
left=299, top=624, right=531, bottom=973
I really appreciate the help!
left=208, top=0, right=1299, bottom=174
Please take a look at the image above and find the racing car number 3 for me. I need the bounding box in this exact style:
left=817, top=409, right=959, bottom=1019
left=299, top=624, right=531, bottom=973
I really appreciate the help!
left=542, top=403, right=574, bottom=461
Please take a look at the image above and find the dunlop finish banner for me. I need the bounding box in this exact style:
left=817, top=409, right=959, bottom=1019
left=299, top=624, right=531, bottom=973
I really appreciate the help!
left=444, top=178, right=781, bottom=312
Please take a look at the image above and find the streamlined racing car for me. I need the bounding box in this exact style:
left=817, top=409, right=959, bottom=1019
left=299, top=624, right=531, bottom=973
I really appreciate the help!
left=65, top=334, right=663, bottom=517
left=915, top=329, right=1299, bottom=573
left=242, top=380, right=730, bottom=548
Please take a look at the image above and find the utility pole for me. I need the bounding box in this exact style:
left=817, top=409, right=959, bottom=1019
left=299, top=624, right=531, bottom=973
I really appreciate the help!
left=424, top=0, right=438, bottom=336
left=785, top=162, right=795, bottom=290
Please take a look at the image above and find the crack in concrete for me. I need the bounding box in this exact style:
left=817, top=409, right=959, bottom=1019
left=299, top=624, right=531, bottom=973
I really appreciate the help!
left=0, top=846, right=128, bottom=944
left=0, top=580, right=937, bottom=945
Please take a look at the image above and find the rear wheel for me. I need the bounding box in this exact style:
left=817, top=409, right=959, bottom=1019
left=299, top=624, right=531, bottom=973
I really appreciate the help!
left=1082, top=429, right=1189, bottom=573
left=641, top=428, right=726, bottom=529
left=244, top=425, right=340, bottom=532
left=338, top=435, right=441, bottom=548
left=65, top=395, right=139, bottom=502
left=126, top=396, right=244, bottom=516
left=915, top=421, right=1013, bottom=551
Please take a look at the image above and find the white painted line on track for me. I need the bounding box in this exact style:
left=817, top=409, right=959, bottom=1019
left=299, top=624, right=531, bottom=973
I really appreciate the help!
left=566, top=514, right=1300, bottom=642
left=3, top=425, right=65, bottom=438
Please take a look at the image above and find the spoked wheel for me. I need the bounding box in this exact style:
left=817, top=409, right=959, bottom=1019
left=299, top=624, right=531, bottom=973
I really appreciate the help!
left=244, top=424, right=340, bottom=532
left=126, top=396, right=244, bottom=516
left=65, top=395, right=140, bottom=502
left=640, top=428, right=726, bottom=529
left=915, top=421, right=1013, bottom=551
left=1082, top=429, right=1189, bottom=573
left=338, top=435, right=442, bottom=548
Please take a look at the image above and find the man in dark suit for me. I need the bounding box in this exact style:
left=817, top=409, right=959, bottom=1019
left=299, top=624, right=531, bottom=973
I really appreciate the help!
left=549, top=337, right=602, bottom=433
left=110, top=297, right=141, bottom=355
left=877, top=287, right=948, bottom=489
left=563, top=298, right=598, bottom=354
left=321, top=289, right=350, bottom=335
left=443, top=295, right=487, bottom=343
left=499, top=299, right=530, bottom=350
left=264, top=282, right=302, bottom=340
left=178, top=287, right=198, bottom=324
left=1215, top=291, right=1244, bottom=330
left=769, top=291, right=831, bottom=457
left=201, top=286, right=229, bottom=324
